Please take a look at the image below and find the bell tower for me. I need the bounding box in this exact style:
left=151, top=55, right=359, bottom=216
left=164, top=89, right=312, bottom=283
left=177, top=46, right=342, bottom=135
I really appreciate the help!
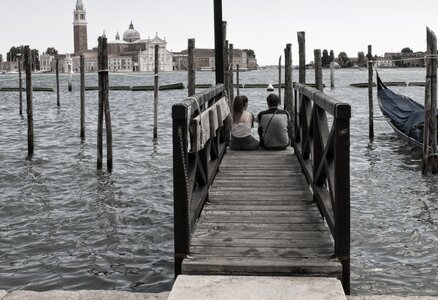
left=73, top=0, right=88, bottom=55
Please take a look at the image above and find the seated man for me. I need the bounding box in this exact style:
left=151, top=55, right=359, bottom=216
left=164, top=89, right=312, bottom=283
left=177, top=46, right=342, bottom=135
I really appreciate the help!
left=257, top=94, right=290, bottom=150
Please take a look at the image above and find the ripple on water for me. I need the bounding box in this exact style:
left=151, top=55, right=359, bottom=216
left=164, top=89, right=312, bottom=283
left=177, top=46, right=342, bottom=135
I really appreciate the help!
left=1, top=69, right=438, bottom=295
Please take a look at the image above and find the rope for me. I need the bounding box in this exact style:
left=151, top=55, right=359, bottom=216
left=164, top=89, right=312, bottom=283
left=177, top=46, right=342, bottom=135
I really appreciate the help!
left=97, top=69, right=109, bottom=73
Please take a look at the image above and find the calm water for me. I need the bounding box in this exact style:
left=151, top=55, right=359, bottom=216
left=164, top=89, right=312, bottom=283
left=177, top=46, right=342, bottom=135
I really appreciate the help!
left=0, top=68, right=437, bottom=295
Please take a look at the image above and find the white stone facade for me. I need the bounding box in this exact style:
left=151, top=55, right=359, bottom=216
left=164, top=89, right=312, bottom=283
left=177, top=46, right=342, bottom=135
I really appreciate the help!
left=138, top=35, right=173, bottom=72
left=40, top=53, right=54, bottom=72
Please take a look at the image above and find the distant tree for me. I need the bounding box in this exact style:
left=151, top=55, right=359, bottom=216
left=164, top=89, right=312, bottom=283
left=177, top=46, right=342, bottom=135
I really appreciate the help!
left=0, top=54, right=2, bottom=62
left=31, top=49, right=40, bottom=71
left=401, top=47, right=413, bottom=54
left=7, top=46, right=40, bottom=70
left=329, top=50, right=335, bottom=63
left=338, top=52, right=350, bottom=68
left=46, top=47, right=58, bottom=56
left=243, top=49, right=256, bottom=58
left=357, top=51, right=365, bottom=67
left=322, top=49, right=330, bottom=68
left=7, top=46, right=24, bottom=61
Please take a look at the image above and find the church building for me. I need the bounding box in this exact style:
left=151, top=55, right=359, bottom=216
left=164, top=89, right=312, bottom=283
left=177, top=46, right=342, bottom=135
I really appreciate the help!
left=68, top=0, right=173, bottom=72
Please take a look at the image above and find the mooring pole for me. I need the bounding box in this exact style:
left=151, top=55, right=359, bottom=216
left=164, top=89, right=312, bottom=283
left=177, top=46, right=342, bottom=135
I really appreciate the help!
left=278, top=55, right=282, bottom=105
left=188, top=38, right=196, bottom=97
left=429, top=28, right=438, bottom=174
left=368, top=45, right=374, bottom=141
left=285, top=44, right=293, bottom=140
left=330, top=61, right=335, bottom=89
left=68, top=64, right=73, bottom=92
left=97, top=36, right=111, bottom=171
left=297, top=31, right=306, bottom=84
left=314, top=49, right=323, bottom=91
left=17, top=53, right=23, bottom=115
left=236, top=64, right=240, bottom=96
left=80, top=55, right=85, bottom=140
left=229, top=43, right=234, bottom=102
left=224, top=37, right=229, bottom=99
left=56, top=58, right=60, bottom=106
left=214, top=0, right=224, bottom=84
left=24, top=46, right=34, bottom=159
left=423, top=27, right=438, bottom=174
left=153, top=44, right=159, bottom=140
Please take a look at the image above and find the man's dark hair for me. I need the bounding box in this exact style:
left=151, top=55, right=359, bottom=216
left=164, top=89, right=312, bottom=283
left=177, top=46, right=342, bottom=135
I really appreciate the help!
left=266, top=93, right=280, bottom=107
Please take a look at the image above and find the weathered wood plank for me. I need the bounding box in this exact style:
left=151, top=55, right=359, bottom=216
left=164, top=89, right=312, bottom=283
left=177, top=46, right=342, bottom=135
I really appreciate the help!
left=202, top=204, right=317, bottom=211
left=182, top=257, right=342, bottom=276
left=192, top=229, right=330, bottom=240
left=189, top=246, right=334, bottom=257
left=190, top=237, right=333, bottom=248
left=199, top=215, right=324, bottom=224
left=195, top=223, right=329, bottom=232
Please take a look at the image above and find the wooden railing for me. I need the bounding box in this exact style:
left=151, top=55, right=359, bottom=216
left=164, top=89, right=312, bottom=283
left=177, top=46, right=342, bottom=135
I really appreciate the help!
left=293, top=83, right=351, bottom=294
left=172, top=84, right=230, bottom=275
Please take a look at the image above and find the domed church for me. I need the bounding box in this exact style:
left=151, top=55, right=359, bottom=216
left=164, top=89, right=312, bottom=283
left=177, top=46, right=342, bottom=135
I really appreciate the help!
left=122, top=21, right=141, bottom=42
left=71, top=0, right=173, bottom=72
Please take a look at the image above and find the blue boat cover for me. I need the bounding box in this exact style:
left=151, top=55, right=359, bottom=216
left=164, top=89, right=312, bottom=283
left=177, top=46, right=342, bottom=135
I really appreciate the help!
left=376, top=74, right=438, bottom=143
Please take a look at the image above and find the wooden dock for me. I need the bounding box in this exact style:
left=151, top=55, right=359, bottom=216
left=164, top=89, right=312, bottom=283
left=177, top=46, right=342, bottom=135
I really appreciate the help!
left=172, top=81, right=350, bottom=293
left=182, top=149, right=342, bottom=277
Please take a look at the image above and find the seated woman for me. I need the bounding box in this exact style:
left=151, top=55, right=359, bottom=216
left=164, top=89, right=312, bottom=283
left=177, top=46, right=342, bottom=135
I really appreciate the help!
left=229, top=95, right=259, bottom=150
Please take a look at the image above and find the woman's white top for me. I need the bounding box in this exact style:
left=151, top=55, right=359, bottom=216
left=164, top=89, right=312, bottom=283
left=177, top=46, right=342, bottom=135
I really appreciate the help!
left=231, top=111, right=254, bottom=138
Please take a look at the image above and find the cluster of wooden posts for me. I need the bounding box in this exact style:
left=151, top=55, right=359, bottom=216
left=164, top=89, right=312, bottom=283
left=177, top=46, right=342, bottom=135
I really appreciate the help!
left=14, top=37, right=164, bottom=172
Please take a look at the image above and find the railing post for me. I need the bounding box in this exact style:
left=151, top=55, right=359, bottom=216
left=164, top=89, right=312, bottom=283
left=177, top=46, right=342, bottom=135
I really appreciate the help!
left=172, top=104, right=190, bottom=276
left=334, top=103, right=351, bottom=295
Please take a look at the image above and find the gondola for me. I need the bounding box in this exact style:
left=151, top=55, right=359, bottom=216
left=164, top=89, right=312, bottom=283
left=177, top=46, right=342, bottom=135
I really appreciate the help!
left=376, top=72, right=438, bottom=148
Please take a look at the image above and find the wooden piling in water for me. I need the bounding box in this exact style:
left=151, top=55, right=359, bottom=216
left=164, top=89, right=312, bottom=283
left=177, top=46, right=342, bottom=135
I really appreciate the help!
left=188, top=39, right=196, bottom=97
left=284, top=44, right=293, bottom=140
left=368, top=45, right=374, bottom=141
left=56, top=59, right=60, bottom=106
left=224, top=39, right=229, bottom=100
left=330, top=61, right=335, bottom=89
left=229, top=43, right=234, bottom=102
left=214, top=0, right=224, bottom=84
left=423, top=27, right=438, bottom=174
left=80, top=55, right=85, bottom=140
left=68, top=64, right=72, bottom=92
left=17, top=54, right=23, bottom=115
left=278, top=55, right=282, bottom=104
left=236, top=64, right=240, bottom=96
left=429, top=29, right=438, bottom=174
left=97, top=36, right=112, bottom=171
left=314, top=49, right=323, bottom=91
left=24, top=46, right=34, bottom=159
left=153, top=44, right=159, bottom=140
left=297, top=31, right=306, bottom=84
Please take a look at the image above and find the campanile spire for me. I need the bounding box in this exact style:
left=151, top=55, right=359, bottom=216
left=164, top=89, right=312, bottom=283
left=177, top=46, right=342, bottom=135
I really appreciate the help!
left=73, top=0, right=88, bottom=55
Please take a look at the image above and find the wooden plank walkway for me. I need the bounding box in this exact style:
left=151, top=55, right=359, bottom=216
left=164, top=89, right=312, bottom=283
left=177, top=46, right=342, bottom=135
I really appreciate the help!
left=182, top=148, right=342, bottom=278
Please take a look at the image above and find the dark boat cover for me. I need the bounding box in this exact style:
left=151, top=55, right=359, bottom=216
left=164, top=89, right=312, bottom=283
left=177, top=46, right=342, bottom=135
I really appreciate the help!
left=376, top=74, right=438, bottom=143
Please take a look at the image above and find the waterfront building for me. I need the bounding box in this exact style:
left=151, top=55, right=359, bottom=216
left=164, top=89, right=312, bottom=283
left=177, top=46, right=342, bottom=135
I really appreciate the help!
left=40, top=52, right=54, bottom=72
left=138, top=34, right=174, bottom=72
left=173, top=48, right=257, bottom=71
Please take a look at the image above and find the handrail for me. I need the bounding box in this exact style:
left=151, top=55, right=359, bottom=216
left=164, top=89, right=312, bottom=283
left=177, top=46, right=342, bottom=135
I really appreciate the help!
left=293, top=82, right=351, bottom=294
left=172, top=84, right=230, bottom=275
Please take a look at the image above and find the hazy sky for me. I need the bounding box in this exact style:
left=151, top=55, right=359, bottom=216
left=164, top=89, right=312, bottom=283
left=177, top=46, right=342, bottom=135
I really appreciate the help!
left=1, top=0, right=437, bottom=65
